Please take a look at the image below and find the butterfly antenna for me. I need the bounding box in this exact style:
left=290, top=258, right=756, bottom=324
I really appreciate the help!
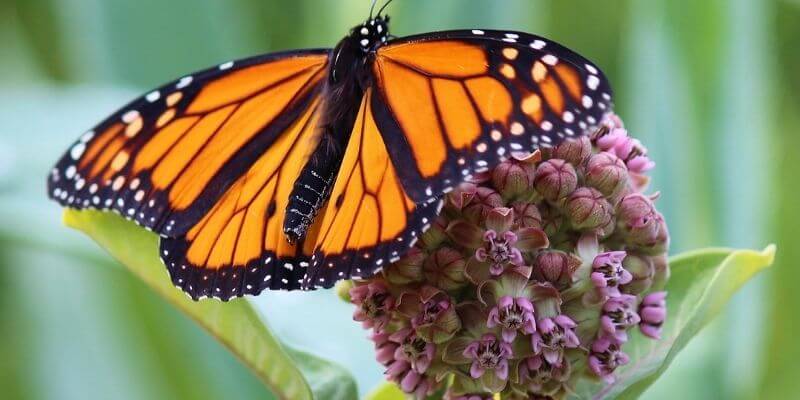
left=369, top=0, right=378, bottom=19
left=377, top=0, right=395, bottom=16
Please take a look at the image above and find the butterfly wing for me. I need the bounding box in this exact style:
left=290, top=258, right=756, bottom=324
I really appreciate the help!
left=47, top=50, right=329, bottom=237
left=304, top=29, right=613, bottom=288
left=305, top=89, right=443, bottom=288
left=160, top=97, right=326, bottom=298
left=370, top=29, right=613, bottom=203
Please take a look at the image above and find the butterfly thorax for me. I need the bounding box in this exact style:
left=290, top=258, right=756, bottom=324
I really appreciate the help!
left=282, top=16, right=390, bottom=245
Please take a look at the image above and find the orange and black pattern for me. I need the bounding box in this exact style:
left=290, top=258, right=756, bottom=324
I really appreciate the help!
left=305, top=89, right=443, bottom=288
left=372, top=30, right=612, bottom=203
left=48, top=50, right=328, bottom=236
left=48, top=26, right=612, bottom=300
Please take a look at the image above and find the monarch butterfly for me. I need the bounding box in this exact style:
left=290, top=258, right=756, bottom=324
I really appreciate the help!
left=47, top=2, right=612, bottom=301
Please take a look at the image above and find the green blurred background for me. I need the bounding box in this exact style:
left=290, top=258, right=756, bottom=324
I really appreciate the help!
left=0, top=0, right=797, bottom=398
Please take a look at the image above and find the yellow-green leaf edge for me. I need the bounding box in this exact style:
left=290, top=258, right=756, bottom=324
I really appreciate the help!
left=64, top=209, right=315, bottom=400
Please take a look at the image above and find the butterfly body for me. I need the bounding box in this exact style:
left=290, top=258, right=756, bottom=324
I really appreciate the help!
left=284, top=16, right=391, bottom=243
left=48, top=12, right=613, bottom=300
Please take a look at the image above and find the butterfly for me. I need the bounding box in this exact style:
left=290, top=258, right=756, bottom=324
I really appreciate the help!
left=46, top=2, right=612, bottom=301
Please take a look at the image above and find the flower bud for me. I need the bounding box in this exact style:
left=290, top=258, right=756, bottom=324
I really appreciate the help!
left=511, top=202, right=543, bottom=229
left=651, top=254, right=671, bottom=290
left=534, top=159, right=577, bottom=201
left=620, top=254, right=655, bottom=295
left=492, top=158, right=536, bottom=199
left=423, top=247, right=468, bottom=291
left=462, top=187, right=504, bottom=223
left=532, top=250, right=581, bottom=288
left=420, top=215, right=449, bottom=250
left=566, top=187, right=613, bottom=231
left=385, top=247, right=425, bottom=285
left=553, top=136, right=592, bottom=166
left=335, top=279, right=354, bottom=302
left=585, top=152, right=628, bottom=198
left=617, top=193, right=667, bottom=250
left=538, top=203, right=564, bottom=237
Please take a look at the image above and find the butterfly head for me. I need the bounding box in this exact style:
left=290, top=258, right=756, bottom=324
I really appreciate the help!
left=352, top=15, right=390, bottom=52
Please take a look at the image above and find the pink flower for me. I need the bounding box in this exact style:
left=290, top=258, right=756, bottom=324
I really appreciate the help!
left=600, top=294, right=641, bottom=342
left=518, top=354, right=570, bottom=393
left=463, top=334, right=513, bottom=380
left=597, top=128, right=634, bottom=159
left=639, top=291, right=667, bottom=339
left=627, top=155, right=655, bottom=173
left=350, top=281, right=395, bottom=332
left=412, top=297, right=452, bottom=328
left=588, top=337, right=630, bottom=383
left=377, top=330, right=435, bottom=399
left=475, top=229, right=525, bottom=276
left=389, top=328, right=436, bottom=374
left=530, top=315, right=580, bottom=366
left=591, top=251, right=632, bottom=298
left=487, top=295, right=536, bottom=342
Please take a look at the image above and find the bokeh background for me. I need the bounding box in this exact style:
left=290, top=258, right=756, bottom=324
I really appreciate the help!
left=0, top=0, right=797, bottom=398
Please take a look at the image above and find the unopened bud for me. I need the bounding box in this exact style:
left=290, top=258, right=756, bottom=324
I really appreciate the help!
left=534, top=159, right=578, bottom=202
left=554, top=136, right=592, bottom=166
left=585, top=152, right=628, bottom=198
left=566, top=187, right=613, bottom=231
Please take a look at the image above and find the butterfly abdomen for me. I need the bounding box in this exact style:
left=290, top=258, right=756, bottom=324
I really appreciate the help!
left=283, top=132, right=344, bottom=244
left=283, top=39, right=370, bottom=244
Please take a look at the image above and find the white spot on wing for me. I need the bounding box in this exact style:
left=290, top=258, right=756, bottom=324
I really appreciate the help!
left=582, top=95, right=594, bottom=108
left=176, top=76, right=193, bottom=89
left=530, top=40, right=546, bottom=50
left=587, top=75, right=600, bottom=90
left=122, top=110, right=140, bottom=123
left=70, top=143, right=86, bottom=160
left=145, top=91, right=160, bottom=102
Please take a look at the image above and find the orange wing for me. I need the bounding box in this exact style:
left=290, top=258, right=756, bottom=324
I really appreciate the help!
left=160, top=99, right=326, bottom=297
left=47, top=50, right=329, bottom=237
left=370, top=31, right=613, bottom=203
left=304, top=89, right=443, bottom=288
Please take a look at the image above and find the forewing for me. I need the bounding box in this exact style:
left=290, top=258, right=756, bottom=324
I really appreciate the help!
left=371, top=29, right=612, bottom=203
left=47, top=50, right=329, bottom=236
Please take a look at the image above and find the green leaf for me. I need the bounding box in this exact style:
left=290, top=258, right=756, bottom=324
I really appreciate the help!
left=570, top=245, right=776, bottom=399
left=365, top=382, right=407, bottom=400
left=63, top=209, right=358, bottom=400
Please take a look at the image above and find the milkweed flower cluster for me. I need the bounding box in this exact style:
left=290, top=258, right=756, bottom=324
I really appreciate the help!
left=347, top=114, right=670, bottom=399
